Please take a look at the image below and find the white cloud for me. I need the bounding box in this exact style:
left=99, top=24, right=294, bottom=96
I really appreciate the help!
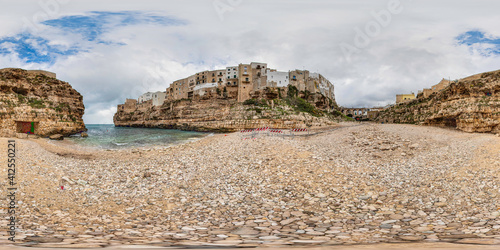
left=1, top=0, right=500, bottom=123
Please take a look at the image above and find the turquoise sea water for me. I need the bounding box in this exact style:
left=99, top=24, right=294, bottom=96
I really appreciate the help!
left=67, top=124, right=209, bottom=149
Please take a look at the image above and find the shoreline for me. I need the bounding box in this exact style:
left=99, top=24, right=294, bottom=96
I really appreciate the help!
left=0, top=123, right=498, bottom=248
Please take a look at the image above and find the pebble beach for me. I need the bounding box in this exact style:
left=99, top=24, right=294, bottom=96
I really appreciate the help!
left=1, top=123, right=499, bottom=248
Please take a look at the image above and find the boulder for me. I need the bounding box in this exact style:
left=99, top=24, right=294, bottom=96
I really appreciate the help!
left=49, top=134, right=64, bottom=140
left=81, top=132, right=88, bottom=137
left=16, top=133, right=28, bottom=139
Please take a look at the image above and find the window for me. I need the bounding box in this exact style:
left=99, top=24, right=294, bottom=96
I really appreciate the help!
left=246, top=78, right=249, bottom=81
left=219, top=78, right=222, bottom=82
left=234, top=75, right=236, bottom=78
left=228, top=76, right=230, bottom=79
left=293, top=76, right=296, bottom=80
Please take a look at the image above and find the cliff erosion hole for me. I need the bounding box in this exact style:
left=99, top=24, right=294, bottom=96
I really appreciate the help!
left=444, top=117, right=457, bottom=127
left=430, top=117, right=457, bottom=128
left=12, top=87, right=29, bottom=95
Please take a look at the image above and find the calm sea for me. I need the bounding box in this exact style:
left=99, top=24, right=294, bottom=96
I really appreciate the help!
left=67, top=124, right=210, bottom=149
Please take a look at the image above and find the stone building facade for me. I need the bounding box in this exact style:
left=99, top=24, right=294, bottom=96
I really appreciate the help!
left=127, top=62, right=335, bottom=109
left=152, top=91, right=166, bottom=106
left=396, top=93, right=416, bottom=104
left=417, top=79, right=451, bottom=99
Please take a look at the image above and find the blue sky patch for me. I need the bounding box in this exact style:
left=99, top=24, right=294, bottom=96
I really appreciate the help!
left=42, top=11, right=185, bottom=42
left=457, top=30, right=500, bottom=55
left=0, top=11, right=184, bottom=64
left=0, top=33, right=79, bottom=63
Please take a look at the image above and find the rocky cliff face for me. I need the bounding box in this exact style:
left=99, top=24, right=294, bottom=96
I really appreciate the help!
left=376, top=70, right=500, bottom=133
left=0, top=68, right=86, bottom=137
left=114, top=88, right=343, bottom=132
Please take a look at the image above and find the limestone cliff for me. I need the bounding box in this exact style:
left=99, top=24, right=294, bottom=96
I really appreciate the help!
left=0, top=68, right=86, bottom=137
left=376, top=69, right=500, bottom=133
left=114, top=87, right=343, bottom=132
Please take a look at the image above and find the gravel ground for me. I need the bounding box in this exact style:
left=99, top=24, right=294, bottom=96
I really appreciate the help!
left=0, top=123, right=499, bottom=248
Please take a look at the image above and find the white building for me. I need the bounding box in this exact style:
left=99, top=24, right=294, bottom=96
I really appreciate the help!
left=138, top=92, right=153, bottom=103
left=193, top=82, right=218, bottom=97
left=267, top=69, right=290, bottom=87
left=310, top=73, right=335, bottom=100
left=152, top=91, right=166, bottom=106
left=226, top=66, right=239, bottom=81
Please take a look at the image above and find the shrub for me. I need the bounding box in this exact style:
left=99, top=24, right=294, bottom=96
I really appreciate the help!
left=286, top=97, right=322, bottom=117
left=243, top=99, right=257, bottom=105
left=288, top=85, right=298, bottom=98
left=28, top=98, right=46, bottom=108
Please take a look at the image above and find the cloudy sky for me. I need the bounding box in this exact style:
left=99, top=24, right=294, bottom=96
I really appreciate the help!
left=1, top=0, right=500, bottom=124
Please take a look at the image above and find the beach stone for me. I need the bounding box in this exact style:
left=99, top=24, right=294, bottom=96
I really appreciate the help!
left=390, top=214, right=404, bottom=220
left=382, top=220, right=398, bottom=224
left=231, top=227, right=259, bottom=235
left=49, top=134, right=64, bottom=140
left=359, top=195, right=371, bottom=200
left=259, top=236, right=281, bottom=240
left=399, top=235, right=425, bottom=241
left=435, top=202, right=447, bottom=207
left=291, top=240, right=327, bottom=244
left=456, top=238, right=500, bottom=245
left=306, top=231, right=325, bottom=236
left=25, top=236, right=63, bottom=243
left=280, top=218, right=297, bottom=226
left=439, top=234, right=479, bottom=239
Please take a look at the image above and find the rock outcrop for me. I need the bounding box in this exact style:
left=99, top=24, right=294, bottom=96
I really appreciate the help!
left=375, top=69, right=500, bottom=133
left=0, top=68, right=86, bottom=137
left=114, top=88, right=343, bottom=132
